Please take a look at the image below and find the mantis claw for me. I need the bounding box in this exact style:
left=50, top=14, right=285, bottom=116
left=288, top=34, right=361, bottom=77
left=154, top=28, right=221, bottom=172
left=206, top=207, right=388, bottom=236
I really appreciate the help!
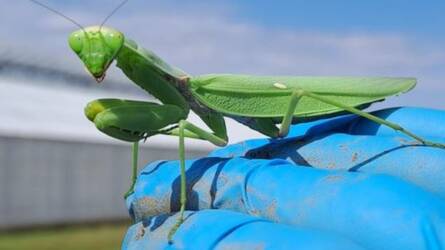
left=123, top=188, right=134, bottom=199
left=167, top=212, right=185, bottom=244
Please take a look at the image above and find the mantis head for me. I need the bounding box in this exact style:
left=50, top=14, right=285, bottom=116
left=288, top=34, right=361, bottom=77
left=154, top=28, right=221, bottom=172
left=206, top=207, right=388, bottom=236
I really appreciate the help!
left=69, top=26, right=124, bottom=82
left=29, top=0, right=130, bottom=82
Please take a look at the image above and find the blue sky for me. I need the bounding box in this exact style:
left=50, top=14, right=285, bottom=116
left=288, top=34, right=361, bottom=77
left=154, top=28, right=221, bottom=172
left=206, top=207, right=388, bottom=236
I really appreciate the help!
left=228, top=0, right=445, bottom=37
left=43, top=0, right=445, bottom=37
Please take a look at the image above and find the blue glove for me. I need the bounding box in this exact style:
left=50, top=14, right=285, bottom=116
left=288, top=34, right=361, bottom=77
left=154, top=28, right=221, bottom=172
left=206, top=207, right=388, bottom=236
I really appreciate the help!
left=123, top=107, right=445, bottom=250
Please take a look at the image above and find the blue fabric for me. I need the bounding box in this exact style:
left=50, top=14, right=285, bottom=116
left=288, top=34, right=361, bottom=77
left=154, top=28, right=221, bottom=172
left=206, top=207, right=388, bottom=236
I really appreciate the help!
left=123, top=107, right=445, bottom=250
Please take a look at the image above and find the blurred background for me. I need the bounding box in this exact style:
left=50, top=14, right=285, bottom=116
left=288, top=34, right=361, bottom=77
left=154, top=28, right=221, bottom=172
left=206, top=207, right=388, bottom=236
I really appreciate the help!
left=0, top=0, right=444, bottom=249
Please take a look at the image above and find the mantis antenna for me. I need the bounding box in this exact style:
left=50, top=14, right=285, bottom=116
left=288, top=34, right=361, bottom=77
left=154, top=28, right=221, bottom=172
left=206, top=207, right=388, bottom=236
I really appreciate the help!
left=29, top=0, right=131, bottom=33
left=99, top=0, right=130, bottom=31
left=28, top=0, right=86, bottom=33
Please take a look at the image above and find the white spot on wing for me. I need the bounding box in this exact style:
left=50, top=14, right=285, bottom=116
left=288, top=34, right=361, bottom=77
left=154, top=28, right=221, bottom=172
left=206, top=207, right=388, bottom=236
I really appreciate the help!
left=273, top=82, right=287, bottom=89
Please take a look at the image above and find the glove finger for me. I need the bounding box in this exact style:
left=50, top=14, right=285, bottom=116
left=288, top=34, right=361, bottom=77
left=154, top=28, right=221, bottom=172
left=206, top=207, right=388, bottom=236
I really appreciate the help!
left=259, top=132, right=445, bottom=198
left=211, top=107, right=445, bottom=199
left=210, top=107, right=445, bottom=158
left=122, top=209, right=365, bottom=250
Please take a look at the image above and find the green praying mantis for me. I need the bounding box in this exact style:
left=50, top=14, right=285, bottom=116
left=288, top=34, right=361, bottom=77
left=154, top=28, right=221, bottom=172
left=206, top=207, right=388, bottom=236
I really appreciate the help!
left=30, top=0, right=445, bottom=242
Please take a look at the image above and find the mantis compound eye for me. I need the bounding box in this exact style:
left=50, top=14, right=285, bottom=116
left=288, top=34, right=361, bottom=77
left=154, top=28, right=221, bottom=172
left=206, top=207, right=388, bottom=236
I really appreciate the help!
left=101, top=27, right=125, bottom=56
left=68, top=31, right=84, bottom=54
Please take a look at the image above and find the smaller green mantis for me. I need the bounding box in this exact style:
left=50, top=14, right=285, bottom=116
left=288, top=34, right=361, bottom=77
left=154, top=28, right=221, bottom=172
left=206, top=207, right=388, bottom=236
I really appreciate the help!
left=30, top=0, right=445, bottom=242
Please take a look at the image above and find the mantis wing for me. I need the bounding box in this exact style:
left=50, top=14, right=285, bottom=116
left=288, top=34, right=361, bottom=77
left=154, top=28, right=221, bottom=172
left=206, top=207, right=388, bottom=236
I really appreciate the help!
left=190, top=74, right=416, bottom=118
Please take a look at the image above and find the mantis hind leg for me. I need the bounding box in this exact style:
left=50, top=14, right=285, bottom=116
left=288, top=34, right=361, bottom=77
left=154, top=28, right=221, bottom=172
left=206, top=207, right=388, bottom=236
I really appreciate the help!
left=166, top=119, right=228, bottom=243
left=279, top=90, right=304, bottom=137
left=298, top=90, right=445, bottom=149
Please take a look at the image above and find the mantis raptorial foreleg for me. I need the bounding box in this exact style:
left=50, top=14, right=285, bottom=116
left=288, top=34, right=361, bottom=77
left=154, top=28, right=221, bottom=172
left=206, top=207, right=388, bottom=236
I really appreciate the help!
left=166, top=119, right=228, bottom=242
left=86, top=98, right=228, bottom=238
left=290, top=90, right=445, bottom=149
left=85, top=99, right=189, bottom=199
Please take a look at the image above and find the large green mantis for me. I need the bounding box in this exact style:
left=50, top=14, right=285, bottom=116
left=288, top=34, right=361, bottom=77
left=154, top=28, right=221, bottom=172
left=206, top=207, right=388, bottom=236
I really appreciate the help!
left=75, top=26, right=445, bottom=240
left=30, top=0, right=445, bottom=242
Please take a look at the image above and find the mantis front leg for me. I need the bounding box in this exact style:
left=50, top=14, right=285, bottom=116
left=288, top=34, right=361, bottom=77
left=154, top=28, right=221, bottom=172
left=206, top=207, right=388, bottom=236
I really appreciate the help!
left=165, top=119, right=228, bottom=242
left=84, top=99, right=189, bottom=199
left=85, top=99, right=228, bottom=241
